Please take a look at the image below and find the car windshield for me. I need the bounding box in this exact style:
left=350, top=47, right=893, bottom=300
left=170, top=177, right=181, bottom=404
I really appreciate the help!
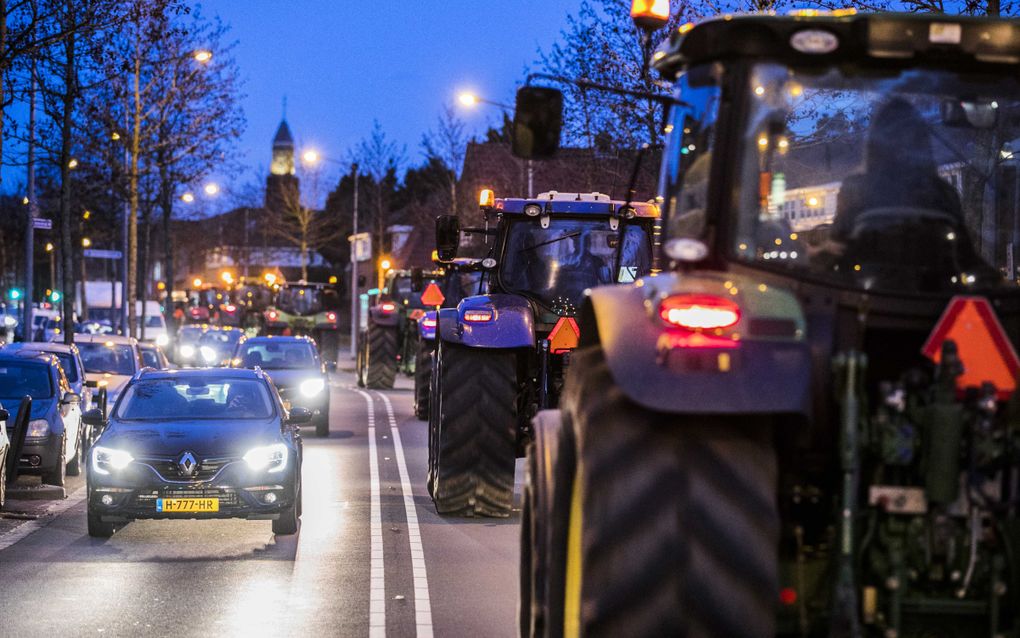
left=116, top=378, right=274, bottom=420
left=499, top=218, right=652, bottom=314
left=78, top=342, right=137, bottom=376
left=277, top=286, right=322, bottom=315
left=178, top=327, right=204, bottom=344
left=237, top=341, right=316, bottom=369
left=0, top=363, right=52, bottom=399
left=200, top=330, right=242, bottom=347
left=723, top=63, right=1020, bottom=295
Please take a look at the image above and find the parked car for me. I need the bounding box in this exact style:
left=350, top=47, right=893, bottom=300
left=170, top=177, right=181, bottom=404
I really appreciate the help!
left=232, top=335, right=330, bottom=437
left=84, top=367, right=306, bottom=537
left=0, top=351, right=84, bottom=486
left=75, top=334, right=142, bottom=409
left=137, top=342, right=171, bottom=370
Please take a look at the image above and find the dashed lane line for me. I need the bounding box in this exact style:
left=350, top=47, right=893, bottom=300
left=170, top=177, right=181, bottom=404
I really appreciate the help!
left=376, top=391, right=434, bottom=638
left=353, top=388, right=387, bottom=638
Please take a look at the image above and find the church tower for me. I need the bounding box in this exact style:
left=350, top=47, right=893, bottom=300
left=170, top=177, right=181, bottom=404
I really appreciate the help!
left=265, top=115, right=300, bottom=215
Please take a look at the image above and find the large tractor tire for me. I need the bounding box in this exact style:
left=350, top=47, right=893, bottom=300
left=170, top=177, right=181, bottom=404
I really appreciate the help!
left=413, top=340, right=433, bottom=420
left=355, top=334, right=367, bottom=388
left=364, top=321, right=397, bottom=389
left=316, top=329, right=340, bottom=367
left=429, top=340, right=518, bottom=517
left=557, top=346, right=779, bottom=638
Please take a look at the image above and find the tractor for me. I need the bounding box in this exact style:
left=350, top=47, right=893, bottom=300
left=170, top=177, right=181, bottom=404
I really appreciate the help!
left=411, top=258, right=488, bottom=419
left=262, top=281, right=342, bottom=365
left=515, top=8, right=1020, bottom=638
left=427, top=191, right=659, bottom=517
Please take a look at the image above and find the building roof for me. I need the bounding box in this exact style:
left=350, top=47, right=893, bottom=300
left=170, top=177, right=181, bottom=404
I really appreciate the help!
left=273, top=120, right=294, bottom=149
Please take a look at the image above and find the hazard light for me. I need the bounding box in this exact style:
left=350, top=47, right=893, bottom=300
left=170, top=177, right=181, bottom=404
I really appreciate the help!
left=659, top=294, right=741, bottom=330
left=479, top=189, right=495, bottom=208
left=464, top=309, right=493, bottom=323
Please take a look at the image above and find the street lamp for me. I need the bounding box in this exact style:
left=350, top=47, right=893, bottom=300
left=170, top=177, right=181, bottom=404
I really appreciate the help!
left=193, top=277, right=203, bottom=288
left=457, top=90, right=532, bottom=196
left=82, top=237, right=92, bottom=248
left=193, top=50, right=213, bottom=63
left=203, top=182, right=220, bottom=196
left=301, top=149, right=320, bottom=166
left=181, top=192, right=195, bottom=203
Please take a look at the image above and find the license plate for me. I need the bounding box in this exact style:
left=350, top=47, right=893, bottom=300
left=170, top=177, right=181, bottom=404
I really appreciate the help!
left=156, top=498, right=219, bottom=513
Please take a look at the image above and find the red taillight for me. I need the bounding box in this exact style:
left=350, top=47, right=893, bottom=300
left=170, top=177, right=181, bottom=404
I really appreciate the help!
left=779, top=588, right=798, bottom=606
left=326, top=312, right=337, bottom=322
left=659, top=294, right=741, bottom=330
left=422, top=317, right=437, bottom=329
left=224, top=304, right=236, bottom=313
left=267, top=310, right=278, bottom=321
left=380, top=302, right=396, bottom=314
left=464, top=309, right=494, bottom=323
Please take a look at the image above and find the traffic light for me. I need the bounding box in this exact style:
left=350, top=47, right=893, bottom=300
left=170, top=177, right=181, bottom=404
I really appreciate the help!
left=50, top=290, right=62, bottom=303
left=8, top=288, right=22, bottom=301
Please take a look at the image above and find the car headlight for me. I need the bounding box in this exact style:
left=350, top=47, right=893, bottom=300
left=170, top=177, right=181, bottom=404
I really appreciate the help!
left=243, top=443, right=288, bottom=473
left=156, top=334, right=169, bottom=346
left=3, top=315, right=16, bottom=327
left=200, top=346, right=218, bottom=363
left=180, top=344, right=195, bottom=359
left=91, top=446, right=133, bottom=475
left=299, top=378, right=326, bottom=398
left=26, top=419, right=49, bottom=438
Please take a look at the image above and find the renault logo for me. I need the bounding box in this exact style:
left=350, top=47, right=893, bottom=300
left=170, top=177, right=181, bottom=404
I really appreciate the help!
left=178, top=451, right=198, bottom=477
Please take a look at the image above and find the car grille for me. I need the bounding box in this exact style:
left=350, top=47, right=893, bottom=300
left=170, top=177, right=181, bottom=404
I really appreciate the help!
left=133, top=488, right=240, bottom=508
left=137, top=456, right=235, bottom=482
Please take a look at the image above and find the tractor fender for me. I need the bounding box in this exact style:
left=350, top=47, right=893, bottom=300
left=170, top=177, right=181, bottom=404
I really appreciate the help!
left=419, top=310, right=438, bottom=341
left=586, top=272, right=812, bottom=417
left=438, top=294, right=535, bottom=348
left=369, top=306, right=400, bottom=327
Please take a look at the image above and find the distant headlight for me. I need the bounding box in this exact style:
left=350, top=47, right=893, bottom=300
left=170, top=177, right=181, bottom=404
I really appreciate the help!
left=180, top=344, right=195, bottom=359
left=243, top=443, right=288, bottom=473
left=26, top=419, right=49, bottom=438
left=300, top=378, right=326, bottom=397
left=200, top=346, right=218, bottom=364
left=3, top=315, right=16, bottom=327
left=155, top=334, right=169, bottom=346
left=91, top=445, right=133, bottom=475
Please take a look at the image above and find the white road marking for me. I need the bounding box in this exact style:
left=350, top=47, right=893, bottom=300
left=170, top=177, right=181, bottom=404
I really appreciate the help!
left=0, top=485, right=87, bottom=551
left=376, top=391, right=434, bottom=638
left=353, top=389, right=387, bottom=638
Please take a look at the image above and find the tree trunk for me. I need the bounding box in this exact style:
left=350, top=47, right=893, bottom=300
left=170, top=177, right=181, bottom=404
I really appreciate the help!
left=0, top=0, right=7, bottom=187
left=127, top=36, right=141, bottom=339
left=301, top=235, right=308, bottom=282
left=139, top=205, right=151, bottom=341
left=159, top=163, right=175, bottom=344
left=59, top=1, right=76, bottom=345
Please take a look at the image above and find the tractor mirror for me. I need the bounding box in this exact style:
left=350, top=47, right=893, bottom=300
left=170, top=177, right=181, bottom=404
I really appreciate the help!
left=513, top=86, right=563, bottom=159
left=410, top=268, right=424, bottom=292
left=435, top=215, right=460, bottom=262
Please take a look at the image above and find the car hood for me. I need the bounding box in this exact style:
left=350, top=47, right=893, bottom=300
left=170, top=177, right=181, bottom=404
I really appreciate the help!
left=99, top=418, right=281, bottom=458
left=85, top=373, right=131, bottom=393
left=0, top=397, right=54, bottom=420
left=262, top=368, right=321, bottom=390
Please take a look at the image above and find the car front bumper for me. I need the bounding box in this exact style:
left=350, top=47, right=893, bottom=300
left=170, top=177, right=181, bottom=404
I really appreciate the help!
left=88, top=456, right=297, bottom=522
left=17, top=433, right=62, bottom=474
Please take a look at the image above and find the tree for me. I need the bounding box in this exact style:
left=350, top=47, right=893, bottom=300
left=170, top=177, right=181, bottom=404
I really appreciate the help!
left=265, top=165, right=339, bottom=281
left=351, top=120, right=405, bottom=260
left=421, top=104, right=468, bottom=214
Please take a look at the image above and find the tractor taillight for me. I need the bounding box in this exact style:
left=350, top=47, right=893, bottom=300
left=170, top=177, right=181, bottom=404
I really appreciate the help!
left=267, top=310, right=278, bottom=321
left=422, top=317, right=437, bottom=329
left=659, top=294, right=741, bottom=330
left=326, top=312, right=337, bottom=322
left=224, top=304, right=236, bottom=313
left=380, top=302, right=396, bottom=314
left=464, top=309, right=494, bottom=323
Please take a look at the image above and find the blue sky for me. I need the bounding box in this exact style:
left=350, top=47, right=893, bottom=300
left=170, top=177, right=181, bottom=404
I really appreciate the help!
left=208, top=0, right=582, bottom=188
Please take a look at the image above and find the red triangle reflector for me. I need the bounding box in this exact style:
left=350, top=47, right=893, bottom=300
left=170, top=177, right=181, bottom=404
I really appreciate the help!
left=548, top=317, right=580, bottom=354
left=420, top=282, right=445, bottom=307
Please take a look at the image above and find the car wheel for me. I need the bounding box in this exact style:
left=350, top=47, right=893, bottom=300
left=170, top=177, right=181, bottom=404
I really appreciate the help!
left=87, top=505, right=115, bottom=538
left=42, top=434, right=66, bottom=487
left=272, top=487, right=300, bottom=535
left=315, top=405, right=330, bottom=438
left=0, top=452, right=7, bottom=511
left=66, top=428, right=83, bottom=477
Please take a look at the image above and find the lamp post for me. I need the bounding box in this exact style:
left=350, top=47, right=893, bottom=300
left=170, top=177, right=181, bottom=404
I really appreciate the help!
left=457, top=90, right=533, bottom=197
left=351, top=163, right=360, bottom=358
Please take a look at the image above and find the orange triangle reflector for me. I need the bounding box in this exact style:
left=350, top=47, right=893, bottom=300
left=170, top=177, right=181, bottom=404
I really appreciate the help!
left=420, top=282, right=445, bottom=307
left=548, top=317, right=580, bottom=354
left=922, top=296, right=1020, bottom=399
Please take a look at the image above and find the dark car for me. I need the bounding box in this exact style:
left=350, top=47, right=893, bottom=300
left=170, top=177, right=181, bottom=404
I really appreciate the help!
left=197, top=327, right=243, bottom=367
left=84, top=368, right=306, bottom=538
left=0, top=351, right=84, bottom=486
left=137, top=342, right=171, bottom=370
left=232, top=336, right=330, bottom=438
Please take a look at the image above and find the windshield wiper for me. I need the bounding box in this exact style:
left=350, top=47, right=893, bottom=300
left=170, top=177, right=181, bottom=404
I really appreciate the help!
left=518, top=232, right=582, bottom=253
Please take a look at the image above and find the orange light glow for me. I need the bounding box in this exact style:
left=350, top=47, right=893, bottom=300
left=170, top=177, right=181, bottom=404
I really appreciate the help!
left=659, top=294, right=741, bottom=330
left=464, top=309, right=493, bottom=323
left=631, top=0, right=670, bottom=31
left=479, top=188, right=495, bottom=208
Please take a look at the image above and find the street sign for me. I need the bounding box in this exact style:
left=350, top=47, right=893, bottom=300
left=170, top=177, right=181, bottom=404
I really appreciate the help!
left=84, top=249, right=123, bottom=260
left=420, top=282, right=445, bottom=307
left=32, top=217, right=52, bottom=230
left=922, top=296, right=1020, bottom=398
left=349, top=232, right=371, bottom=263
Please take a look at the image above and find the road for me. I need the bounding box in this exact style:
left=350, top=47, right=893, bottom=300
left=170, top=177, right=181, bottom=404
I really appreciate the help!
left=0, top=369, right=524, bottom=637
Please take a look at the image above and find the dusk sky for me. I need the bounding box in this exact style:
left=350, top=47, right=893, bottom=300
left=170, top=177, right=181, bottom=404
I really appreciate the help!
left=208, top=0, right=582, bottom=194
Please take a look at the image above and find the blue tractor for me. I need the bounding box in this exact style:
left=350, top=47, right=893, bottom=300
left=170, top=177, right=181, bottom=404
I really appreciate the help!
left=427, top=192, right=659, bottom=517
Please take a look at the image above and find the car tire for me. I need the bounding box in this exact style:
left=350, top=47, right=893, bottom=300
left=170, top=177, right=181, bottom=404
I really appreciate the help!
left=559, top=346, right=779, bottom=637
left=430, top=341, right=517, bottom=517
left=273, top=482, right=300, bottom=535
left=315, top=408, right=330, bottom=438
left=66, top=427, right=83, bottom=477
left=364, top=321, right=397, bottom=389
left=356, top=335, right=367, bottom=388
left=0, top=451, right=7, bottom=511
left=413, top=340, right=433, bottom=420
left=87, top=505, right=116, bottom=538
left=42, top=434, right=67, bottom=487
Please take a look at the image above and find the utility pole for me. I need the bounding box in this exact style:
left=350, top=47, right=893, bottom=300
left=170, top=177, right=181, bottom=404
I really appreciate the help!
left=349, top=163, right=359, bottom=359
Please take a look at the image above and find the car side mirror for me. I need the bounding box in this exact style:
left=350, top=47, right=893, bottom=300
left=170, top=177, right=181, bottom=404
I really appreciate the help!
left=513, top=86, right=563, bottom=159
left=82, top=407, right=106, bottom=428
left=435, top=215, right=460, bottom=262
left=61, top=391, right=81, bottom=405
left=0, top=408, right=8, bottom=422
left=288, top=406, right=313, bottom=425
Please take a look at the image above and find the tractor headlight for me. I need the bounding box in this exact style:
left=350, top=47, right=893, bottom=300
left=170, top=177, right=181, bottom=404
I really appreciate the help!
left=243, top=443, right=288, bottom=473
left=26, top=419, right=49, bottom=438
left=200, top=346, right=218, bottom=364
left=91, top=445, right=134, bottom=475
left=300, top=378, right=325, bottom=398
left=179, top=345, right=195, bottom=359
left=156, top=334, right=169, bottom=346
